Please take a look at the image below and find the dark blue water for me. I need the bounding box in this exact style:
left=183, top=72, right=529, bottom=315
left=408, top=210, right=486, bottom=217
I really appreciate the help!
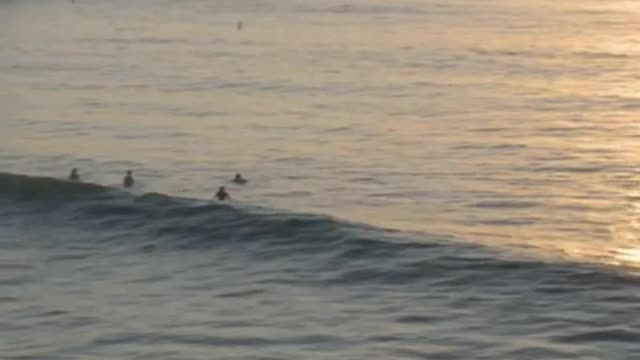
left=1, top=172, right=639, bottom=359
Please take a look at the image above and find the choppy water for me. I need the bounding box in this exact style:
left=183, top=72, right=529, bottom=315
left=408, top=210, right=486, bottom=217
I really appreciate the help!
left=2, top=0, right=640, bottom=358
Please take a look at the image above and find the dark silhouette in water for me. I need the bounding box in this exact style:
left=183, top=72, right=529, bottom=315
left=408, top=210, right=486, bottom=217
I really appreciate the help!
left=69, top=168, right=79, bottom=181
left=232, top=173, right=247, bottom=184
left=123, top=170, right=134, bottom=188
left=215, top=186, right=231, bottom=201
left=237, top=20, right=243, bottom=31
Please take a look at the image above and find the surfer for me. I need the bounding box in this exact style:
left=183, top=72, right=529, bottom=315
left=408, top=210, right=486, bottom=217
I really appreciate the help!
left=69, top=168, right=79, bottom=181
left=215, top=186, right=231, bottom=201
left=123, top=170, right=134, bottom=188
left=232, top=173, right=247, bottom=184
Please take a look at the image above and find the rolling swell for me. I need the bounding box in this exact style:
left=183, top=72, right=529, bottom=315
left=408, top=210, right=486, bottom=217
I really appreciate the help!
left=0, top=172, right=425, bottom=255
left=0, top=172, right=635, bottom=289
left=0, top=172, right=108, bottom=201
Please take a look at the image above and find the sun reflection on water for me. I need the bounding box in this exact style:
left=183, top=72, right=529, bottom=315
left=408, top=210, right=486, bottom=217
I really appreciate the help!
left=614, top=248, right=640, bottom=267
left=607, top=192, right=640, bottom=274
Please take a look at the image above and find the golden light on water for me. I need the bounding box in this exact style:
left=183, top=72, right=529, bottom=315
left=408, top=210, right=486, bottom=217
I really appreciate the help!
left=4, top=0, right=640, bottom=276
left=614, top=248, right=640, bottom=267
left=607, top=192, right=640, bottom=272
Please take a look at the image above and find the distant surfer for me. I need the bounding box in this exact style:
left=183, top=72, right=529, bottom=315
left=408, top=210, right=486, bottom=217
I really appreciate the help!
left=232, top=173, right=247, bottom=184
left=69, top=168, right=79, bottom=181
left=123, top=170, right=134, bottom=188
left=215, top=186, right=231, bottom=201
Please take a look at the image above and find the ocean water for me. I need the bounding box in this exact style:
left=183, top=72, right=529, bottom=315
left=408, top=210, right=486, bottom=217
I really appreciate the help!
left=2, top=0, right=640, bottom=358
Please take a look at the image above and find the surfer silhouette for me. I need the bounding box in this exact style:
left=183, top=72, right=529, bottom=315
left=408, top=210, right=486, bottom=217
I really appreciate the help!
left=232, top=173, right=247, bottom=184
left=69, top=168, right=79, bottom=181
left=123, top=170, right=134, bottom=188
left=215, top=186, right=231, bottom=201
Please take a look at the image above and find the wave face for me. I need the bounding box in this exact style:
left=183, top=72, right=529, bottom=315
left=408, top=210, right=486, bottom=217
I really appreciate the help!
left=2, top=174, right=640, bottom=360
left=1, top=172, right=450, bottom=262
left=1, top=172, right=638, bottom=281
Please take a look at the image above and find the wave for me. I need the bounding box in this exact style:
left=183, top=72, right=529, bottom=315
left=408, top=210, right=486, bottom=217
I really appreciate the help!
left=1, top=172, right=636, bottom=288
left=0, top=172, right=109, bottom=201
left=0, top=172, right=424, bottom=255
